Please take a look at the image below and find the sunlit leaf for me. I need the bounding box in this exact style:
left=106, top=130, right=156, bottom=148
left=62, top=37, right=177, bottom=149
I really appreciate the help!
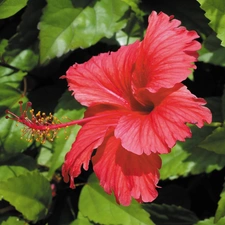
left=143, top=203, right=198, bottom=225
left=194, top=216, right=225, bottom=225
left=198, top=0, right=225, bottom=46
left=1, top=216, right=27, bottom=225
left=79, top=173, right=155, bottom=225
left=39, top=0, right=130, bottom=63
left=160, top=126, right=225, bottom=180
left=215, top=182, right=225, bottom=223
left=0, top=171, right=52, bottom=222
left=46, top=91, right=85, bottom=179
left=0, top=0, right=28, bottom=19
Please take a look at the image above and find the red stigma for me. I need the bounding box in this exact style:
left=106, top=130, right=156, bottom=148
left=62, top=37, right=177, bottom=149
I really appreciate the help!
left=5, top=101, right=61, bottom=143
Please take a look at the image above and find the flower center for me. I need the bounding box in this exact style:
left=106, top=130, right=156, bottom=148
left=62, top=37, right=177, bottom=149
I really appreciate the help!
left=5, top=101, right=115, bottom=143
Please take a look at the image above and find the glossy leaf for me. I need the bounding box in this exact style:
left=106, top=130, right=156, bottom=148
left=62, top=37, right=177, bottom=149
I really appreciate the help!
left=79, top=173, right=155, bottom=225
left=0, top=171, right=52, bottom=222
left=143, top=203, right=198, bottom=225
left=160, top=126, right=225, bottom=180
left=47, top=91, right=85, bottom=179
left=0, top=0, right=28, bottom=19
left=215, top=182, right=225, bottom=223
left=39, top=0, right=129, bottom=63
left=198, top=0, right=225, bottom=46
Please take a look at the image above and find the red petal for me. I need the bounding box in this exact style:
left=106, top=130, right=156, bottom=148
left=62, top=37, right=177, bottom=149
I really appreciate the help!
left=92, top=132, right=161, bottom=206
left=115, top=84, right=212, bottom=155
left=62, top=107, right=124, bottom=188
left=64, top=41, right=139, bottom=109
left=132, top=11, right=201, bottom=93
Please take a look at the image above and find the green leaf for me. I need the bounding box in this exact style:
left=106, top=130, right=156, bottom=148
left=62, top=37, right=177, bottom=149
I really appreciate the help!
left=0, top=70, right=27, bottom=89
left=0, top=171, right=52, bottom=222
left=79, top=173, right=155, bottom=225
left=0, top=39, right=8, bottom=54
left=199, top=45, right=225, bottom=67
left=205, top=97, right=223, bottom=123
left=70, top=212, right=95, bottom=225
left=199, top=127, right=225, bottom=154
left=0, top=0, right=28, bottom=19
left=198, top=33, right=225, bottom=67
left=7, top=0, right=45, bottom=51
left=194, top=216, right=225, bottom=225
left=46, top=91, right=85, bottom=179
left=215, top=182, right=225, bottom=223
left=0, top=153, right=36, bottom=181
left=0, top=88, right=30, bottom=153
left=160, top=126, right=225, bottom=180
left=222, top=88, right=225, bottom=120
left=0, top=84, right=24, bottom=110
left=3, top=48, right=39, bottom=72
left=115, top=13, right=144, bottom=45
left=143, top=203, right=198, bottom=225
left=198, top=0, right=225, bottom=46
left=160, top=143, right=191, bottom=180
left=1, top=216, right=27, bottom=225
left=39, top=0, right=129, bottom=63
left=0, top=35, right=38, bottom=74
left=37, top=142, right=53, bottom=168
left=148, top=0, right=212, bottom=37
left=121, top=0, right=144, bottom=18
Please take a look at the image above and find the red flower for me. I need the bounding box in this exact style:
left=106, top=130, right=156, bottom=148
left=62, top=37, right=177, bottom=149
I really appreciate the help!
left=61, top=11, right=212, bottom=205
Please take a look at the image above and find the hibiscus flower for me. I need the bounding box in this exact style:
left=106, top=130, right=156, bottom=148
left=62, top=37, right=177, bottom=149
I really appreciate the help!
left=61, top=11, right=212, bottom=205
left=6, top=11, right=212, bottom=206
